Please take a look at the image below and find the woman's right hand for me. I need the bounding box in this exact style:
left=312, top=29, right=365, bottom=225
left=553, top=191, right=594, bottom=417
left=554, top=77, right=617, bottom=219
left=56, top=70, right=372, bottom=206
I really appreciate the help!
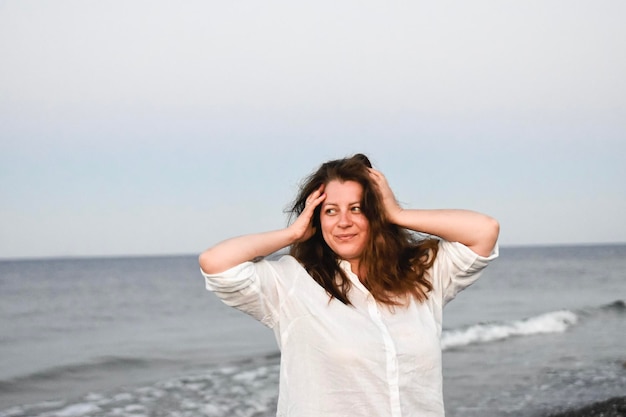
left=200, top=185, right=326, bottom=274
left=289, top=184, right=326, bottom=242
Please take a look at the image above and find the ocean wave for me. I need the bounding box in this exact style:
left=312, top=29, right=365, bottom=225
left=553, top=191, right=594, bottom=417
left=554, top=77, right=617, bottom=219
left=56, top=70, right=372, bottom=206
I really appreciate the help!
left=598, top=299, right=625, bottom=312
left=441, top=299, right=624, bottom=350
left=441, top=310, right=578, bottom=350
left=0, top=359, right=281, bottom=417
left=0, top=356, right=153, bottom=391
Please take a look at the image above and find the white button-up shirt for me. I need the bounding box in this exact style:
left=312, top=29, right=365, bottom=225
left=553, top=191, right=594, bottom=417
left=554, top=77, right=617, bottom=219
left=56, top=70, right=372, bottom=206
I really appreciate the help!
left=202, top=240, right=498, bottom=417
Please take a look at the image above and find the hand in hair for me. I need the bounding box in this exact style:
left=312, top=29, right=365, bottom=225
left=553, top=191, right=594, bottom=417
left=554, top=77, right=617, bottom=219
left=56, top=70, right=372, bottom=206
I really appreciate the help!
left=368, top=168, right=403, bottom=224
left=367, top=168, right=499, bottom=257
left=199, top=186, right=326, bottom=274
left=290, top=184, right=326, bottom=243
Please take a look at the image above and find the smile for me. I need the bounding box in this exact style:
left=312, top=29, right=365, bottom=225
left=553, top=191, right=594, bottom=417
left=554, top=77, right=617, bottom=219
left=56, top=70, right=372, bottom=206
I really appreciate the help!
left=335, top=234, right=357, bottom=241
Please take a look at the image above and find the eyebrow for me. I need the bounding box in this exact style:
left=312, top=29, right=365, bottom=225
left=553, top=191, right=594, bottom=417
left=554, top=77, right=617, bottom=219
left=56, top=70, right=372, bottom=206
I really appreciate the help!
left=322, top=201, right=361, bottom=207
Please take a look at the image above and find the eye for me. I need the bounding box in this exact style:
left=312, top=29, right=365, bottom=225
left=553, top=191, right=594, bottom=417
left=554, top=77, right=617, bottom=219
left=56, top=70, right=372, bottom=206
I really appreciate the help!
left=324, top=208, right=337, bottom=215
left=351, top=206, right=362, bottom=213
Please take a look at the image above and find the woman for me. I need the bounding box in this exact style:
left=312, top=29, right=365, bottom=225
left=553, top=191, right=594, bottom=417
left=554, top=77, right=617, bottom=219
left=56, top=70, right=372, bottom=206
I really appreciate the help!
left=199, top=154, right=499, bottom=417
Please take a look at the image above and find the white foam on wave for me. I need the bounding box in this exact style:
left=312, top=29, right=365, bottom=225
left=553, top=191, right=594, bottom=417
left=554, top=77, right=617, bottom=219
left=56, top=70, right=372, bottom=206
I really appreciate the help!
left=53, top=403, right=101, bottom=417
left=441, top=310, right=578, bottom=350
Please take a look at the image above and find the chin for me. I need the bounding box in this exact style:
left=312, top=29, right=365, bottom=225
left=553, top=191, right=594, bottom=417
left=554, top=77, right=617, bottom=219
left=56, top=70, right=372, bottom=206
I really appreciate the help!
left=336, top=250, right=363, bottom=261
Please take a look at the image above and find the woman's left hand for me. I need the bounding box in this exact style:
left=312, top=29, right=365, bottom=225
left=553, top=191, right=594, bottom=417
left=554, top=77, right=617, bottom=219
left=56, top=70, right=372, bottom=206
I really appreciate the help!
left=368, top=168, right=499, bottom=257
left=368, top=168, right=403, bottom=224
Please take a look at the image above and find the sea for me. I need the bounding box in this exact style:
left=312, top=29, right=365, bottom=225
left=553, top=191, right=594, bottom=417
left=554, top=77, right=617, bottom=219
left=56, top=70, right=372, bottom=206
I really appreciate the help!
left=0, top=244, right=624, bottom=417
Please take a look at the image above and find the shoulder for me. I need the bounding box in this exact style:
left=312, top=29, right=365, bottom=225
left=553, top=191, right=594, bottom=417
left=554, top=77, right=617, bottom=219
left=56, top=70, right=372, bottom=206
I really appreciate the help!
left=255, top=254, right=309, bottom=278
left=263, top=254, right=304, bottom=268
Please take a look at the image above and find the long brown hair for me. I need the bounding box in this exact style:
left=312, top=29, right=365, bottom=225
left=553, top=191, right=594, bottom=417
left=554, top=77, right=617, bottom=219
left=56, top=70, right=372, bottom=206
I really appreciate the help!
left=288, top=153, right=439, bottom=306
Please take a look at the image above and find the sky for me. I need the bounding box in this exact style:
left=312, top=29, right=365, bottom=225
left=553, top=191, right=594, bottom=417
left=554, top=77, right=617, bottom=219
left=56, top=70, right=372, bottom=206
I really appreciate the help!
left=1, top=0, right=625, bottom=259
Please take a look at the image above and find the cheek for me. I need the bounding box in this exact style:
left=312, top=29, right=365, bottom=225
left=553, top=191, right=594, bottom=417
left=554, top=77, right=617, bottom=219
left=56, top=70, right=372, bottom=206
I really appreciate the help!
left=358, top=218, right=370, bottom=233
left=358, top=221, right=371, bottom=245
left=320, top=217, right=332, bottom=236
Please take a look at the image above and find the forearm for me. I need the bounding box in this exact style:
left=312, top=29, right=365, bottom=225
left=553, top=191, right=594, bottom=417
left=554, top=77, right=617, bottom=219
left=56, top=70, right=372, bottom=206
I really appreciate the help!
left=200, top=185, right=326, bottom=274
left=391, top=209, right=500, bottom=257
left=199, top=228, right=297, bottom=274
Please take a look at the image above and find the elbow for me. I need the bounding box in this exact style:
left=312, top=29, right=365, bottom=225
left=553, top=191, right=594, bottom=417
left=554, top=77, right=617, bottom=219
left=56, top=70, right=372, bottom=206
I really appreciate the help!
left=483, top=216, right=500, bottom=252
left=487, top=216, right=500, bottom=243
left=471, top=216, right=500, bottom=257
left=199, top=250, right=219, bottom=274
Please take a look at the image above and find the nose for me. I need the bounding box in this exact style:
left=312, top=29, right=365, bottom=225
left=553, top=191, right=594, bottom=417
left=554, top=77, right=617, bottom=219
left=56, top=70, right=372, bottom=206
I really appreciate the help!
left=338, top=211, right=353, bottom=228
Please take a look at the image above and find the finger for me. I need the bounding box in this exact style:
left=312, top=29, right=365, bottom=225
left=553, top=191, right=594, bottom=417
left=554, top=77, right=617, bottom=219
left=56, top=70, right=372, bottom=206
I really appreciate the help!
left=368, top=168, right=384, bottom=181
left=308, top=191, right=326, bottom=209
left=305, top=185, right=326, bottom=205
left=306, top=186, right=321, bottom=200
left=368, top=170, right=384, bottom=188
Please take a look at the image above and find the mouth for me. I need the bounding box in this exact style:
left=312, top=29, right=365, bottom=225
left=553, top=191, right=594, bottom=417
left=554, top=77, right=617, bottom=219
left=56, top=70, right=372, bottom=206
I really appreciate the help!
left=335, top=234, right=357, bottom=241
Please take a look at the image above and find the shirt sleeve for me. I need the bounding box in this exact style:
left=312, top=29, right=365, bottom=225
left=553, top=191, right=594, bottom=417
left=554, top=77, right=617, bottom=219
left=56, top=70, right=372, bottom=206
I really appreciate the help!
left=432, top=240, right=499, bottom=306
left=201, top=259, right=282, bottom=328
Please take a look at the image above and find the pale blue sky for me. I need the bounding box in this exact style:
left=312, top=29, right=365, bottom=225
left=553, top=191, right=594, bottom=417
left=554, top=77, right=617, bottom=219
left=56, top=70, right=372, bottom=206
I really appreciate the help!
left=1, top=0, right=625, bottom=259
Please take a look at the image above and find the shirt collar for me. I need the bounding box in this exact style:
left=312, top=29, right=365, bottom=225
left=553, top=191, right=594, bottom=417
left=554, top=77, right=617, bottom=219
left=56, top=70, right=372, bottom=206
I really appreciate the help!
left=338, top=260, right=371, bottom=295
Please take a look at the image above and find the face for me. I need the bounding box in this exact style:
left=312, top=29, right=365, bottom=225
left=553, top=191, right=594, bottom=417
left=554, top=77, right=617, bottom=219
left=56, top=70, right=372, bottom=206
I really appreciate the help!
left=320, top=180, right=370, bottom=273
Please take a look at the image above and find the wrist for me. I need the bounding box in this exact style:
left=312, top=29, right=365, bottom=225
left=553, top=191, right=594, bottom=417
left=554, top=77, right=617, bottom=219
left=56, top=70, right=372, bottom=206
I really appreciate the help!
left=386, top=207, right=405, bottom=225
left=285, top=223, right=308, bottom=244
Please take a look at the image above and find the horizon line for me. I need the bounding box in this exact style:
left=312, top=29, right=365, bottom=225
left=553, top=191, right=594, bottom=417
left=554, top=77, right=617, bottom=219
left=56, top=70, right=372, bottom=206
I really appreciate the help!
left=2, top=241, right=625, bottom=262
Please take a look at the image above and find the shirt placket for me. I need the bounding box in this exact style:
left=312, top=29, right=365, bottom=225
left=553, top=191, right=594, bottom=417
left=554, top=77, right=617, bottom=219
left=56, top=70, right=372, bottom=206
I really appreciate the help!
left=343, top=264, right=402, bottom=417
left=366, top=296, right=402, bottom=417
